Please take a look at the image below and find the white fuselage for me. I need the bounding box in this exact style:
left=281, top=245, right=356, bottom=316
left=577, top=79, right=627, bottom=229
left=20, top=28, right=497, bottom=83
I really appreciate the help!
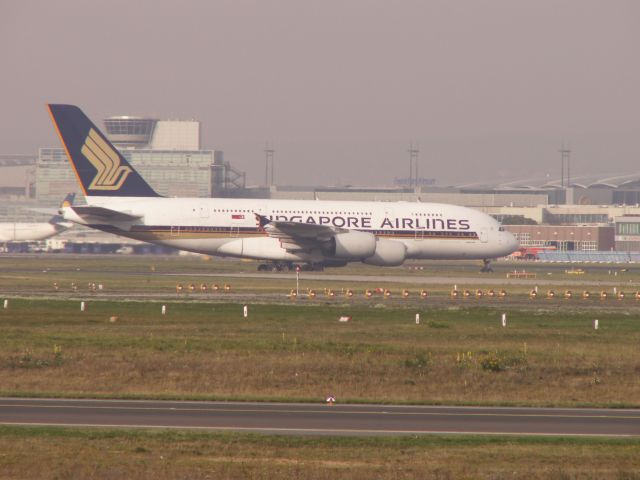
left=0, top=222, right=68, bottom=243
left=64, top=196, right=518, bottom=264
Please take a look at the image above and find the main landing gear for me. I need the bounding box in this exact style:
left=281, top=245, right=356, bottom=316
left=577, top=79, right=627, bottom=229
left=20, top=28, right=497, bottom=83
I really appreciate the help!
left=257, top=262, right=325, bottom=272
left=480, top=258, right=494, bottom=273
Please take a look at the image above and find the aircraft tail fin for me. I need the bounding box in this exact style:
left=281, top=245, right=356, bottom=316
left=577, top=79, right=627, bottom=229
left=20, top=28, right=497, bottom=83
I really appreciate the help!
left=30, top=193, right=76, bottom=219
left=59, top=192, right=76, bottom=209
left=47, top=104, right=160, bottom=198
left=48, top=193, right=77, bottom=226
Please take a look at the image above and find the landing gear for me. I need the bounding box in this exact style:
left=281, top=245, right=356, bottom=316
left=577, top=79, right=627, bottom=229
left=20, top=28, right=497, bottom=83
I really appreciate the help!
left=300, top=262, right=324, bottom=272
left=257, top=262, right=325, bottom=272
left=257, top=261, right=293, bottom=272
left=480, top=258, right=494, bottom=273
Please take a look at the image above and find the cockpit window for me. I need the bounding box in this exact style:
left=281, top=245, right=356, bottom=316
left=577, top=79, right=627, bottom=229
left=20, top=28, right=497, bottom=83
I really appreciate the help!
left=499, top=226, right=505, bottom=232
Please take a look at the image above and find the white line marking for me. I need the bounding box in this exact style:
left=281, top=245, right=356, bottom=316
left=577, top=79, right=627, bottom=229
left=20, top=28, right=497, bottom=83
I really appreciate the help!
left=1, top=397, right=638, bottom=413
left=0, top=403, right=638, bottom=420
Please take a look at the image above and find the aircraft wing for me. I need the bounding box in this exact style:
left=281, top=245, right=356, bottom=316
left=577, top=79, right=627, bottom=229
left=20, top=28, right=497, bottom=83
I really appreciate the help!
left=255, top=213, right=345, bottom=251
left=71, top=206, right=143, bottom=222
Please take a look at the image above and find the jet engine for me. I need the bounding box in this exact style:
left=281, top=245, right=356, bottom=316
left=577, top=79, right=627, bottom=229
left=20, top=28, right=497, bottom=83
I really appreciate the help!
left=363, top=238, right=407, bottom=266
left=328, top=231, right=377, bottom=259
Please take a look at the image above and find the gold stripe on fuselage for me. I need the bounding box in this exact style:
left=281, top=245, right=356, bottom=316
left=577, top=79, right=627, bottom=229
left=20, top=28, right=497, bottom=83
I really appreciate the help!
left=101, top=228, right=478, bottom=242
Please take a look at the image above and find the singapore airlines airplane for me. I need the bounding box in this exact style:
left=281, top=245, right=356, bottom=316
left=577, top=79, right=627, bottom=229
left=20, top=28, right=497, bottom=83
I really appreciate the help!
left=0, top=194, right=75, bottom=243
left=48, top=104, right=518, bottom=270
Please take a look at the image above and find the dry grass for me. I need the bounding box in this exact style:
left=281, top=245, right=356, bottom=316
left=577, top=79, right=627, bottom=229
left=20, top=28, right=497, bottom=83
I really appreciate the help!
left=2, top=255, right=640, bottom=299
left=0, top=299, right=639, bottom=405
left=1, top=257, right=639, bottom=477
left=0, top=427, right=638, bottom=479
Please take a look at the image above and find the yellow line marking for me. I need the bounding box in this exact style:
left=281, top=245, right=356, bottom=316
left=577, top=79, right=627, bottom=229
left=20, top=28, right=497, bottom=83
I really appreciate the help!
left=47, top=105, right=87, bottom=196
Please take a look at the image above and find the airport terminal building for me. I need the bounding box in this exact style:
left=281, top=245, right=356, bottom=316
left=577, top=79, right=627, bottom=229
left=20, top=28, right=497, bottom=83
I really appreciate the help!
left=5, top=109, right=640, bottom=256
left=36, top=116, right=218, bottom=203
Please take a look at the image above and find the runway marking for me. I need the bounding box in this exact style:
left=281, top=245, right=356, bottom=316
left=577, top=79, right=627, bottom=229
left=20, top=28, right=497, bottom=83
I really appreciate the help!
left=2, top=398, right=640, bottom=413
left=2, top=398, right=638, bottom=413
left=0, top=421, right=636, bottom=438
left=0, top=403, right=638, bottom=420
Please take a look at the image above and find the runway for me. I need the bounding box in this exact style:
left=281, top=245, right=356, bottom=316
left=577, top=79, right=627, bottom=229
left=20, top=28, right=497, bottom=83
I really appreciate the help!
left=0, top=398, right=639, bottom=437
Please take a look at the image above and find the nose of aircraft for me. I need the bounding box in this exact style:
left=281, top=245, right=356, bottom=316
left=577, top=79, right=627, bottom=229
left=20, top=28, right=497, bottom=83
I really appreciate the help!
left=503, top=231, right=519, bottom=255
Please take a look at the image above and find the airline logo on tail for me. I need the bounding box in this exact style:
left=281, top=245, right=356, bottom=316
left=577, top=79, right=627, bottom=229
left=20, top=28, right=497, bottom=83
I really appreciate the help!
left=81, top=128, right=132, bottom=191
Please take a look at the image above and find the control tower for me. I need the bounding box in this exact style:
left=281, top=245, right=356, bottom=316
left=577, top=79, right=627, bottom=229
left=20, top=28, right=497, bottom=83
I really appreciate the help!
left=103, top=116, right=158, bottom=149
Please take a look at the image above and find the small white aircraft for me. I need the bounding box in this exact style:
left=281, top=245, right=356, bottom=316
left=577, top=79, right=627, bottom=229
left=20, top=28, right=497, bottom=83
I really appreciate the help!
left=0, top=194, right=75, bottom=243
left=48, top=104, right=518, bottom=270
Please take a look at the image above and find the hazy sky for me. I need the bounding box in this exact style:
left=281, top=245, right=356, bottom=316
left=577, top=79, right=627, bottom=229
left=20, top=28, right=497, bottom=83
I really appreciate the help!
left=1, top=0, right=639, bottom=187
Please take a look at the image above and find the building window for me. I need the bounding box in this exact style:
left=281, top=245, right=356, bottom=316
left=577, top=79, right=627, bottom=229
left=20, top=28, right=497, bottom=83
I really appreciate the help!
left=617, top=223, right=640, bottom=235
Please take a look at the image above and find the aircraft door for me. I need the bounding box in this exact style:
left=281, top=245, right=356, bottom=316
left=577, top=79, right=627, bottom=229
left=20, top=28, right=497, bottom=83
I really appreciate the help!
left=229, top=207, right=248, bottom=237
left=199, top=204, right=209, bottom=219
left=414, top=216, right=424, bottom=241
left=170, top=225, right=181, bottom=236
left=384, top=207, right=395, bottom=236
left=479, top=228, right=488, bottom=243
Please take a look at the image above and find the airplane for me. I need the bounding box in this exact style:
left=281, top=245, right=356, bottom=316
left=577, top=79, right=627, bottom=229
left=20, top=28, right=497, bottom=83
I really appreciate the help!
left=0, top=193, right=75, bottom=243
left=47, top=104, right=519, bottom=271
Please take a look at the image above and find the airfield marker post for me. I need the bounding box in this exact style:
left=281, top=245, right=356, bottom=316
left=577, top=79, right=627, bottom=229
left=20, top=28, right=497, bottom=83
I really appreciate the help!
left=594, top=319, right=599, bottom=330
left=501, top=313, right=507, bottom=327
left=3, top=300, right=7, bottom=309
left=243, top=305, right=248, bottom=318
left=80, top=301, right=85, bottom=312
left=296, top=265, right=300, bottom=297
left=162, top=305, right=166, bottom=315
left=415, top=313, right=420, bottom=325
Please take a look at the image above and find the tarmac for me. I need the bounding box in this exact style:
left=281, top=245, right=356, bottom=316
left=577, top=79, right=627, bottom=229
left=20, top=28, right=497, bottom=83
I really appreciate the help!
left=1, top=398, right=638, bottom=437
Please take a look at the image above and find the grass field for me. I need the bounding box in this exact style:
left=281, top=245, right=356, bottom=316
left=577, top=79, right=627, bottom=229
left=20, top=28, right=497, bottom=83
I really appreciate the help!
left=1, top=298, right=639, bottom=405
left=1, top=255, right=639, bottom=477
left=2, top=254, right=640, bottom=307
left=0, top=426, right=638, bottom=479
